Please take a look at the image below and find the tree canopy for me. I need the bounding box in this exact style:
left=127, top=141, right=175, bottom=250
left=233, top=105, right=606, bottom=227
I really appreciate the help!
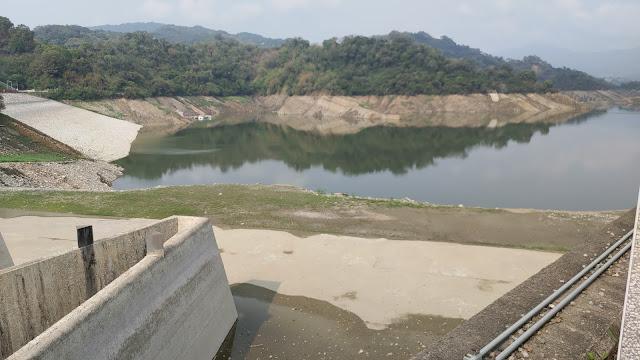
left=0, top=16, right=615, bottom=101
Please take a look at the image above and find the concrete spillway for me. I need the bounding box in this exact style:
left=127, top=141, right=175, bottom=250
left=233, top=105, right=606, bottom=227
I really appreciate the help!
left=1, top=93, right=141, bottom=162
left=0, top=216, right=237, bottom=360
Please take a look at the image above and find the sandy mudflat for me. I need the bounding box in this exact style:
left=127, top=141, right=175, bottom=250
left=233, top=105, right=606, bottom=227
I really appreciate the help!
left=1, top=93, right=141, bottom=162
left=0, top=213, right=156, bottom=265
left=0, top=211, right=561, bottom=331
left=214, top=226, right=561, bottom=329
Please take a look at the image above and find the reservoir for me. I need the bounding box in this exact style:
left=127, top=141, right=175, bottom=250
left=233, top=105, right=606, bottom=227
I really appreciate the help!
left=114, top=108, right=640, bottom=210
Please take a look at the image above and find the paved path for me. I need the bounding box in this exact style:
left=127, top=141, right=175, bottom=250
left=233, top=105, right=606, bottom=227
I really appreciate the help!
left=619, top=190, right=640, bottom=359
left=1, top=93, right=141, bottom=161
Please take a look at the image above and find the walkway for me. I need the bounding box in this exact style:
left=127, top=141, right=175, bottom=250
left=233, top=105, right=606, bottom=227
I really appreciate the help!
left=619, top=189, right=640, bottom=358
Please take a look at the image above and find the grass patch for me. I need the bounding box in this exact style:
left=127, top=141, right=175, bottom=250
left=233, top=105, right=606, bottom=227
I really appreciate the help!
left=0, top=154, right=71, bottom=162
left=194, top=97, right=224, bottom=108
left=102, top=103, right=115, bottom=112
left=0, top=185, right=576, bottom=252
left=151, top=102, right=172, bottom=115
left=224, top=96, right=250, bottom=103
left=359, top=103, right=374, bottom=109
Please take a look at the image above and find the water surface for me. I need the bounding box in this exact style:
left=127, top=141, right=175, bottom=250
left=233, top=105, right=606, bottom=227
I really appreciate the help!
left=114, top=109, right=640, bottom=210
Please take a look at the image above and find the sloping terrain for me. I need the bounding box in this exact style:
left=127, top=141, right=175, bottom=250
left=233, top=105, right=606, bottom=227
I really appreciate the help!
left=2, top=93, right=141, bottom=162
left=69, top=93, right=590, bottom=134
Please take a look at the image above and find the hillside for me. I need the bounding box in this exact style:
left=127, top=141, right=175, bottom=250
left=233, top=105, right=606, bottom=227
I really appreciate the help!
left=387, top=31, right=505, bottom=68
left=88, top=22, right=286, bottom=47
left=388, top=32, right=612, bottom=91
left=2, top=16, right=616, bottom=102
left=3, top=19, right=552, bottom=101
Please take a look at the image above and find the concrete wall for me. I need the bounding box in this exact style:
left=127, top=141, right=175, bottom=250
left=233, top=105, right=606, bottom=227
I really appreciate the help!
left=1, top=216, right=237, bottom=360
left=0, top=217, right=178, bottom=359
left=0, top=233, right=14, bottom=270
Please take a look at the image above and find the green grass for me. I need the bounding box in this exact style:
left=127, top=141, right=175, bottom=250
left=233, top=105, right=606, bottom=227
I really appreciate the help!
left=102, top=103, right=115, bottom=112
left=192, top=97, right=224, bottom=108
left=151, top=102, right=172, bottom=115
left=359, top=103, right=374, bottom=109
left=224, top=96, right=251, bottom=103
left=71, top=104, right=109, bottom=117
left=0, top=154, right=72, bottom=163
left=0, top=184, right=577, bottom=252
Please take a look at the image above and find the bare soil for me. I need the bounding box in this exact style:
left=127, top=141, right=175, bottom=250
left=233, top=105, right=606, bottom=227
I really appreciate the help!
left=68, top=93, right=591, bottom=135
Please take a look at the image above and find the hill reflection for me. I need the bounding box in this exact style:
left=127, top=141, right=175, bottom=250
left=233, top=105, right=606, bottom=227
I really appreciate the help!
left=115, top=117, right=591, bottom=180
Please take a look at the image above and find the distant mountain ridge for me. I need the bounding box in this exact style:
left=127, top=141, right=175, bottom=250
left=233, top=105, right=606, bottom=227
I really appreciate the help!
left=384, top=31, right=613, bottom=91
left=89, top=22, right=286, bottom=47
left=500, top=46, right=640, bottom=82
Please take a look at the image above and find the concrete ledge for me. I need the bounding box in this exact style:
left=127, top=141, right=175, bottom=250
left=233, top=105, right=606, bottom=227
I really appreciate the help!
left=2, top=216, right=237, bottom=360
left=618, top=190, right=640, bottom=359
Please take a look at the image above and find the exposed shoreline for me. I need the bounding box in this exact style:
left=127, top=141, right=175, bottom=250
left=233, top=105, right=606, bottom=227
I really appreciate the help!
left=66, top=92, right=592, bottom=134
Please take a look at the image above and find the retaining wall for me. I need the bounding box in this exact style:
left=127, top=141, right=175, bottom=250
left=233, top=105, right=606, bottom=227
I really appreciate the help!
left=0, top=216, right=237, bottom=360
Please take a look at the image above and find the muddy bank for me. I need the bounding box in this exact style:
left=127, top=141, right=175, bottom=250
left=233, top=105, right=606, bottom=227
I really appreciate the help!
left=67, top=93, right=590, bottom=134
left=0, top=160, right=122, bottom=191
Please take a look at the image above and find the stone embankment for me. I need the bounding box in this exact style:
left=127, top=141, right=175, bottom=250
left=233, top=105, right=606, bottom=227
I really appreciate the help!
left=0, top=160, right=122, bottom=191
left=2, top=93, right=141, bottom=162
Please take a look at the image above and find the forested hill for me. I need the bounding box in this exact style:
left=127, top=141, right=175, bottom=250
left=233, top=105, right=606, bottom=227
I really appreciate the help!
left=386, top=31, right=505, bottom=68
left=35, top=23, right=286, bottom=48
left=387, top=31, right=612, bottom=91
left=90, top=22, right=286, bottom=47
left=0, top=16, right=620, bottom=101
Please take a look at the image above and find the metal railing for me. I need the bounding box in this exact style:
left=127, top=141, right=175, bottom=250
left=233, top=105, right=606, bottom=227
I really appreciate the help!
left=464, top=229, right=635, bottom=360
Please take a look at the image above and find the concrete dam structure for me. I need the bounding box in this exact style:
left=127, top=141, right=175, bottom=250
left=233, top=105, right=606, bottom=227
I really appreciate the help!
left=0, top=216, right=237, bottom=360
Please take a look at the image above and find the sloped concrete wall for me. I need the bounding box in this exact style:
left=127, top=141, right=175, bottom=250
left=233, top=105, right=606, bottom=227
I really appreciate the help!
left=0, top=217, right=179, bottom=359
left=0, top=233, right=14, bottom=270
left=6, top=216, right=237, bottom=360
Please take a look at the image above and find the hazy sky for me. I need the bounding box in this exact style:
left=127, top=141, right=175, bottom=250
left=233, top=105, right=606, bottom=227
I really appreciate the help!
left=4, top=0, right=640, bottom=56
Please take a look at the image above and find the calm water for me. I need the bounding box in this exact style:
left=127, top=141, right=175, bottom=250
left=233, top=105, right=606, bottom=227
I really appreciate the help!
left=114, top=108, right=640, bottom=210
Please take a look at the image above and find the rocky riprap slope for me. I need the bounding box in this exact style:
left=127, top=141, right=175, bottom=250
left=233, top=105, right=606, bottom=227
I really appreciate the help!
left=2, top=93, right=141, bottom=162
left=0, top=160, right=122, bottom=191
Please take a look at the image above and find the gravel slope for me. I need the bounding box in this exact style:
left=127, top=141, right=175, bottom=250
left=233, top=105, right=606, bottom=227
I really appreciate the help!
left=1, top=94, right=141, bottom=162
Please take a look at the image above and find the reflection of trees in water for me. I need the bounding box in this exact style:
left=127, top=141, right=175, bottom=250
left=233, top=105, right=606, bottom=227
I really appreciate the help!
left=117, top=120, right=563, bottom=180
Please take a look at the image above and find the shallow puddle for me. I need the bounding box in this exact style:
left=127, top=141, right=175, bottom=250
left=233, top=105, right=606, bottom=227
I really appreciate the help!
left=217, top=283, right=464, bottom=360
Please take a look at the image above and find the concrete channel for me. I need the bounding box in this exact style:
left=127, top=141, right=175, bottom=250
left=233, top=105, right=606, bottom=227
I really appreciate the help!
left=0, top=216, right=237, bottom=360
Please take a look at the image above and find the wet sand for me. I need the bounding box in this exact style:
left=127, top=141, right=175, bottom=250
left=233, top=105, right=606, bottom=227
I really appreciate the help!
left=214, top=226, right=561, bottom=329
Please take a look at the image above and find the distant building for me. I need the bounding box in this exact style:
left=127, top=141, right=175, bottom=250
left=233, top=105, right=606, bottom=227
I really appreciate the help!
left=194, top=115, right=212, bottom=121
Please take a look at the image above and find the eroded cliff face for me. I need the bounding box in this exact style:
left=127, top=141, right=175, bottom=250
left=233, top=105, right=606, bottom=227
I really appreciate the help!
left=66, top=93, right=591, bottom=133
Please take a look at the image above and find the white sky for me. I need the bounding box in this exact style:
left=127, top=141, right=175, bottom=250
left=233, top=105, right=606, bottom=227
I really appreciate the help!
left=3, top=0, right=640, bottom=56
